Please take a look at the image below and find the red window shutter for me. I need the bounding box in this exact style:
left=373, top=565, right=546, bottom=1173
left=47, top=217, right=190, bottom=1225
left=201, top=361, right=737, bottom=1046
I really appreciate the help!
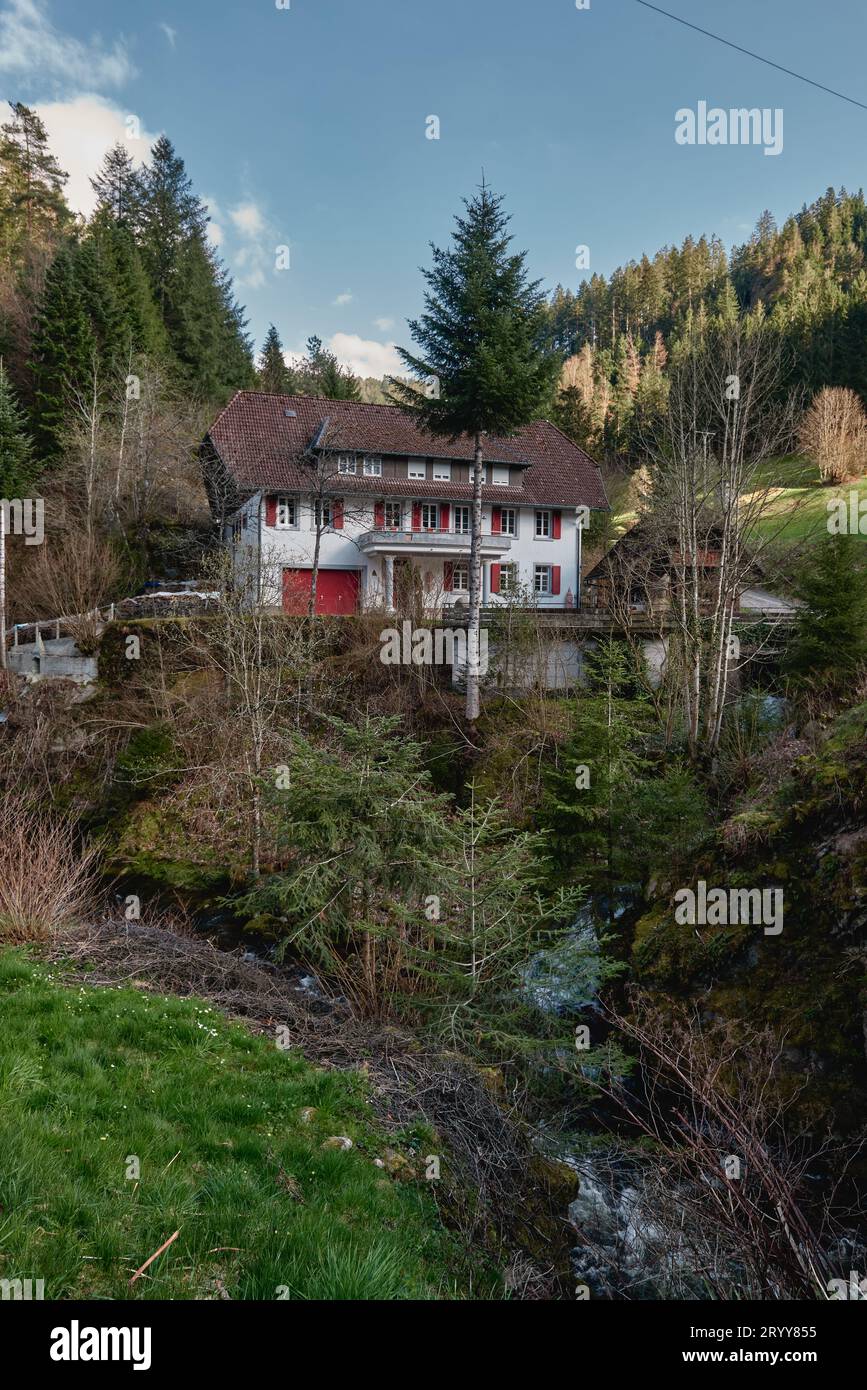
left=551, top=565, right=561, bottom=596
left=490, top=563, right=501, bottom=594
left=491, top=506, right=501, bottom=534
left=411, top=502, right=421, bottom=530
left=374, top=501, right=385, bottom=528
left=333, top=498, right=344, bottom=529
left=265, top=495, right=277, bottom=527
left=443, top=561, right=453, bottom=591
left=552, top=510, right=562, bottom=540
left=440, top=503, right=450, bottom=532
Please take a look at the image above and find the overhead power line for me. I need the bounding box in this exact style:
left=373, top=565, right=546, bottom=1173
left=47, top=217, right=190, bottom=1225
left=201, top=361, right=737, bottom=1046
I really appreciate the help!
left=633, top=0, right=867, bottom=112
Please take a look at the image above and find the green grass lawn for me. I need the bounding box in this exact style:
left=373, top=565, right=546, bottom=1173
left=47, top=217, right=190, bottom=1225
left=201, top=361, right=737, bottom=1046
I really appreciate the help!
left=747, top=455, right=867, bottom=546
left=0, top=952, right=491, bottom=1300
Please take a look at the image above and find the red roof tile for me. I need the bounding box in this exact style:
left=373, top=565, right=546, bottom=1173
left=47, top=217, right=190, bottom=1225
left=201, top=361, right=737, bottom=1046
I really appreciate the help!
left=205, top=392, right=609, bottom=510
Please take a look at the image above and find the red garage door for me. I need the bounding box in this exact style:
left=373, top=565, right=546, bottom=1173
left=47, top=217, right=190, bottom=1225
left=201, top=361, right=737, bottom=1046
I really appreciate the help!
left=282, top=568, right=360, bottom=615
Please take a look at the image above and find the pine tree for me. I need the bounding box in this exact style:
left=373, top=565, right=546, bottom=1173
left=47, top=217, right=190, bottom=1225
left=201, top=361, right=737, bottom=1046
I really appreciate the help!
left=391, top=182, right=560, bottom=720
left=299, top=334, right=358, bottom=399
left=0, top=102, right=70, bottom=268
left=29, top=248, right=95, bottom=461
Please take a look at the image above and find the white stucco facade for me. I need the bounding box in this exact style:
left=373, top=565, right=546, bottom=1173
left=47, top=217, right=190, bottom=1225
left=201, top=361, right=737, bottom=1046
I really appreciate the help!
left=227, top=491, right=586, bottom=614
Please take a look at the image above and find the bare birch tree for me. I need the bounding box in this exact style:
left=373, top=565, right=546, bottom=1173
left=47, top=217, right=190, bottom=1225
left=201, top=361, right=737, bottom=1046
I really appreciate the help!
left=643, top=321, right=802, bottom=760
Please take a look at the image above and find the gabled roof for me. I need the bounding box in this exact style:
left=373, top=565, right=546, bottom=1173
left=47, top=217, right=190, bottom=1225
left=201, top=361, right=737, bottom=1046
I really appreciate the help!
left=203, top=392, right=609, bottom=511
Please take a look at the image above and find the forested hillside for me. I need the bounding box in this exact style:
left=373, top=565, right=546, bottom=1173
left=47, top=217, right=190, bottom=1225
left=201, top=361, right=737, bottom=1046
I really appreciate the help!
left=545, top=187, right=867, bottom=461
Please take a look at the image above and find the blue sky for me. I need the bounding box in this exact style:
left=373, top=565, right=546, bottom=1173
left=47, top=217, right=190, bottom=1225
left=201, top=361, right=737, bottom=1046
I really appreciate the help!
left=2, top=0, right=866, bottom=375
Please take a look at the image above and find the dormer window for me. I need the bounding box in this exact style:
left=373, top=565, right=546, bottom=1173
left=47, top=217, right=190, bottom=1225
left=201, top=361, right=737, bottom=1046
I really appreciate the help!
left=432, top=461, right=451, bottom=481
left=363, top=455, right=382, bottom=476
left=407, top=458, right=426, bottom=480
left=338, top=454, right=357, bottom=474
left=492, top=465, right=509, bottom=486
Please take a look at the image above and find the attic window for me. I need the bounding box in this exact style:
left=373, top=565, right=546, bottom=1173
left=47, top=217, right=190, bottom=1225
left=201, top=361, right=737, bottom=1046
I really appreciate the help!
left=491, top=465, right=509, bottom=486
left=284, top=408, right=296, bottom=418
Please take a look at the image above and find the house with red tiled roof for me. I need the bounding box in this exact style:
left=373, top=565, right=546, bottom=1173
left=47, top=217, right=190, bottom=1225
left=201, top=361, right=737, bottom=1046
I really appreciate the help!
left=201, top=392, right=608, bottom=615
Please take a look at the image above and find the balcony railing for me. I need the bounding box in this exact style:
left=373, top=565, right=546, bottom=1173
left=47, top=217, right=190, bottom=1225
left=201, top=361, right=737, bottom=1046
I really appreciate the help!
left=357, top=527, right=512, bottom=551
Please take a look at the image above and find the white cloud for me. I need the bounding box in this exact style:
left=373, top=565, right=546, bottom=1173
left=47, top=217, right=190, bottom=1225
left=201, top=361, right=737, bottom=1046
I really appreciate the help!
left=232, top=242, right=268, bottom=291
left=0, top=0, right=135, bottom=90
left=229, top=201, right=264, bottom=237
left=329, top=333, right=404, bottom=379
left=374, top=316, right=395, bottom=331
left=37, top=95, right=157, bottom=217
left=202, top=194, right=224, bottom=247
left=332, top=290, right=353, bottom=307
left=159, top=21, right=176, bottom=49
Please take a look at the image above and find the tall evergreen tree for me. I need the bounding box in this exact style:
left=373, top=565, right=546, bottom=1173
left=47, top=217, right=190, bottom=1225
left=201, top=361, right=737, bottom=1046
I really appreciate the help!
left=257, top=324, right=294, bottom=393
left=136, top=137, right=252, bottom=399
left=391, top=182, right=560, bottom=719
left=89, top=141, right=142, bottom=227
left=87, top=210, right=170, bottom=362
left=29, top=248, right=95, bottom=461
left=784, top=536, right=867, bottom=691
left=137, top=135, right=208, bottom=316
left=299, top=334, right=359, bottom=399
left=0, top=102, right=70, bottom=268
left=0, top=359, right=34, bottom=494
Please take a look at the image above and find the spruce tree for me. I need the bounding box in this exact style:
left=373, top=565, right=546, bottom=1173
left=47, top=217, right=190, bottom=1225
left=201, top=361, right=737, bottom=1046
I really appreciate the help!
left=136, top=137, right=253, bottom=399
left=551, top=384, right=595, bottom=450
left=29, top=248, right=95, bottom=461
left=784, top=536, right=867, bottom=690
left=391, top=182, right=560, bottom=719
left=257, top=324, right=293, bottom=393
left=137, top=135, right=208, bottom=316
left=89, top=141, right=142, bottom=226
left=0, top=360, right=34, bottom=494
left=88, top=211, right=170, bottom=362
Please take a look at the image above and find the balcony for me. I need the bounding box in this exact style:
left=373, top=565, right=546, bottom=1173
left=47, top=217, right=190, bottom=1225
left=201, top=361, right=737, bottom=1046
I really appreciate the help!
left=356, top=527, right=512, bottom=557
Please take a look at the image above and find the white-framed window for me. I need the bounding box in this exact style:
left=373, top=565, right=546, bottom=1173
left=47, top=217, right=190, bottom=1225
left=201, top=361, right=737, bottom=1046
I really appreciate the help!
left=534, top=564, right=551, bottom=595
left=500, top=507, right=516, bottom=536
left=313, top=499, right=332, bottom=528
left=452, top=562, right=469, bottom=591
left=500, top=563, right=519, bottom=593
left=421, top=502, right=439, bottom=531
left=492, top=464, right=509, bottom=486
left=363, top=455, right=382, bottom=476
left=535, top=509, right=551, bottom=539
left=432, top=460, right=451, bottom=481
left=384, top=501, right=402, bottom=530
left=454, top=505, right=471, bottom=533
left=337, top=454, right=357, bottom=475
left=276, top=496, right=297, bottom=528
left=407, top=458, right=426, bottom=480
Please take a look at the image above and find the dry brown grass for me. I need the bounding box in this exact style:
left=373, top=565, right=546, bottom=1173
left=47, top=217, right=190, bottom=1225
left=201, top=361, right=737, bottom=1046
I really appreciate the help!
left=0, top=794, right=101, bottom=942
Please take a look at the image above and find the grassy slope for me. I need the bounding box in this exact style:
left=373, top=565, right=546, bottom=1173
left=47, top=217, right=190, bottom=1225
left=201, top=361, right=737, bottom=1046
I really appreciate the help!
left=0, top=953, right=492, bottom=1301
left=748, top=455, right=867, bottom=546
